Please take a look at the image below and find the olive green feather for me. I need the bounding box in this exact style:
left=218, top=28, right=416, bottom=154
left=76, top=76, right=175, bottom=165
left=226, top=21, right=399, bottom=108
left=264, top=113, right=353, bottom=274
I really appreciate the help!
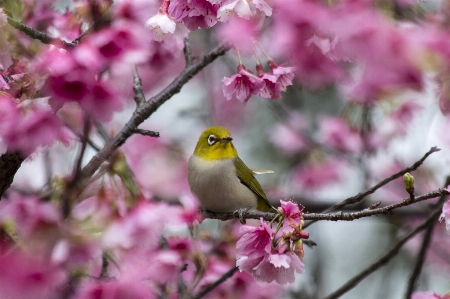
left=234, top=157, right=273, bottom=212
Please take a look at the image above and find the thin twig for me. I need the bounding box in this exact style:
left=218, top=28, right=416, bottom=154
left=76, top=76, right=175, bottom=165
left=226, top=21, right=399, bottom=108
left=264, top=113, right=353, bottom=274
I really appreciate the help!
left=7, top=16, right=75, bottom=48
left=133, top=65, right=146, bottom=105
left=134, top=128, right=160, bottom=138
left=326, top=147, right=440, bottom=212
left=202, top=188, right=449, bottom=222
left=100, top=252, right=109, bottom=278
left=184, top=37, right=192, bottom=66
left=192, top=266, right=239, bottom=299
left=404, top=211, right=439, bottom=298
left=44, top=149, right=53, bottom=186
left=75, top=117, right=90, bottom=173
left=322, top=202, right=445, bottom=299
left=94, top=121, right=110, bottom=143
left=71, top=4, right=112, bottom=44
left=62, top=117, right=90, bottom=217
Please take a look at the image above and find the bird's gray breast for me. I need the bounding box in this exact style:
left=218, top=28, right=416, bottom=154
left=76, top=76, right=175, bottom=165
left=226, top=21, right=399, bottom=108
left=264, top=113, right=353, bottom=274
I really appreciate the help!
left=188, top=155, right=258, bottom=212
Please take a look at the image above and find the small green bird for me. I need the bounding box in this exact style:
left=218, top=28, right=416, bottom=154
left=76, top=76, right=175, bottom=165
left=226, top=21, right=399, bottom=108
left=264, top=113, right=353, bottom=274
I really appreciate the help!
left=188, top=126, right=273, bottom=214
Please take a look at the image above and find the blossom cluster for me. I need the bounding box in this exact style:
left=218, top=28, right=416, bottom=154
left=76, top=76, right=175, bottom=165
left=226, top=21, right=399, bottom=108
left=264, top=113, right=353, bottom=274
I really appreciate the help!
left=236, top=200, right=309, bottom=284
left=223, top=60, right=295, bottom=103
left=0, top=191, right=283, bottom=299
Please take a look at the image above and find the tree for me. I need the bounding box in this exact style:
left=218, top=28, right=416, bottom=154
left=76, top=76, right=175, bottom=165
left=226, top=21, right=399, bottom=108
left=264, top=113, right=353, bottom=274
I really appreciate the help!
left=0, top=0, right=449, bottom=298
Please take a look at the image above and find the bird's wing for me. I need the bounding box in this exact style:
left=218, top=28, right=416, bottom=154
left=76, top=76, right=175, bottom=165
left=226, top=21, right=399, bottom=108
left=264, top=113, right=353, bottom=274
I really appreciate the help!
left=234, top=157, right=273, bottom=212
left=251, top=168, right=274, bottom=175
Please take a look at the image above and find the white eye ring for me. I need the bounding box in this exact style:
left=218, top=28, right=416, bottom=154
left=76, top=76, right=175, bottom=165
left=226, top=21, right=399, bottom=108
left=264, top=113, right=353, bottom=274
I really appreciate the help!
left=207, top=135, right=216, bottom=145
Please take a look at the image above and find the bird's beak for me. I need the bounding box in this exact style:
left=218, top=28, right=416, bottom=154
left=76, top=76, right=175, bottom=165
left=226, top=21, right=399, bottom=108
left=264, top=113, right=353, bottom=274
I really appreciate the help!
left=220, top=137, right=233, bottom=143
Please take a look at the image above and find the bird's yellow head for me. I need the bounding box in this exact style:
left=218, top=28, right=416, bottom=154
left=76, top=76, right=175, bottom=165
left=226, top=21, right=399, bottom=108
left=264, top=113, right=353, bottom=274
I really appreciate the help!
left=193, top=126, right=238, bottom=161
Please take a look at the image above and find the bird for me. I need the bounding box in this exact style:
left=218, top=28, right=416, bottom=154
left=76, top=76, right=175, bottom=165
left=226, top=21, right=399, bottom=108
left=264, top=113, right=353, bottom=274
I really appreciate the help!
left=188, top=126, right=274, bottom=217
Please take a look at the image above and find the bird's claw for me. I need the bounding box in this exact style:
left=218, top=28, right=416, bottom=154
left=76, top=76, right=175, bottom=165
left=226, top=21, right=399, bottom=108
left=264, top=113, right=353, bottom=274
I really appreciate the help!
left=234, top=208, right=250, bottom=224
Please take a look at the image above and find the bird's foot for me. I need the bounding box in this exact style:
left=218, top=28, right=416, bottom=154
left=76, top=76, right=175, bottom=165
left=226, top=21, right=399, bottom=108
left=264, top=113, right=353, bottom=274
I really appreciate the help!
left=234, top=207, right=250, bottom=224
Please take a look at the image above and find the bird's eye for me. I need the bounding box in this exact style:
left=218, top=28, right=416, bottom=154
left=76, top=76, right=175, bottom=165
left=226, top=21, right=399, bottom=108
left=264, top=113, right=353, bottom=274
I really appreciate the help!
left=207, top=135, right=216, bottom=145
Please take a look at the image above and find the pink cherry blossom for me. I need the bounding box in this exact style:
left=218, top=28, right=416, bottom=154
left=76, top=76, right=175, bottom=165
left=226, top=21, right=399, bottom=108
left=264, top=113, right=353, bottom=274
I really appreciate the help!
left=74, top=279, right=156, bottom=299
left=121, top=134, right=189, bottom=198
left=440, top=199, right=450, bottom=234
left=1, top=58, right=39, bottom=99
left=198, top=259, right=284, bottom=298
left=272, top=0, right=344, bottom=87
left=102, top=201, right=174, bottom=251
left=328, top=2, right=423, bottom=101
left=252, top=251, right=304, bottom=284
left=222, top=64, right=265, bottom=103
left=82, top=21, right=149, bottom=65
left=0, top=193, right=61, bottom=239
left=146, top=38, right=183, bottom=70
left=236, top=215, right=307, bottom=284
left=238, top=249, right=304, bottom=284
left=36, top=46, right=124, bottom=122
left=145, top=12, right=177, bottom=41
left=256, top=63, right=283, bottom=100
left=0, top=246, right=67, bottom=299
left=0, top=97, right=71, bottom=155
left=218, top=3, right=253, bottom=22
left=269, top=113, right=308, bottom=154
left=217, top=0, right=272, bottom=22
left=412, top=292, right=450, bottom=299
left=278, top=200, right=302, bottom=231
left=391, top=100, right=422, bottom=125
left=291, top=158, right=345, bottom=191
left=268, top=59, right=295, bottom=90
left=114, top=0, right=159, bottom=24
left=216, top=17, right=258, bottom=53
left=317, top=116, right=363, bottom=154
left=179, top=193, right=202, bottom=224
left=169, top=0, right=219, bottom=31
left=236, top=218, right=272, bottom=259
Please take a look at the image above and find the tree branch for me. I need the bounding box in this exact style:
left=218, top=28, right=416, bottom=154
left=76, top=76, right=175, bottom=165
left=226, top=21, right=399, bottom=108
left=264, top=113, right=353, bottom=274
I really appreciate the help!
left=404, top=213, right=437, bottom=299
left=322, top=201, right=445, bottom=299
left=192, top=266, right=239, bottom=299
left=325, top=146, right=440, bottom=212
left=184, top=37, right=192, bottom=66
left=0, top=151, right=25, bottom=198
left=202, top=188, right=449, bottom=222
left=303, top=147, right=441, bottom=229
left=6, top=16, right=75, bottom=48
left=134, top=129, right=160, bottom=138
left=133, top=65, right=146, bottom=105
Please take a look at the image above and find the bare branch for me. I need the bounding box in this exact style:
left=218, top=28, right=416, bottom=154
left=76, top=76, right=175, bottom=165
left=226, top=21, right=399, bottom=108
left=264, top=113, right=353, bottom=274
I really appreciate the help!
left=75, top=117, right=91, bottom=174
left=192, top=266, right=239, bottom=299
left=7, top=16, right=75, bottom=48
left=202, top=188, right=449, bottom=222
left=325, top=147, right=440, bottom=212
left=94, top=121, right=110, bottom=143
left=404, top=214, right=436, bottom=298
left=134, top=128, right=160, bottom=138
left=100, top=252, right=109, bottom=278
left=184, top=37, right=192, bottom=66
left=133, top=66, right=146, bottom=105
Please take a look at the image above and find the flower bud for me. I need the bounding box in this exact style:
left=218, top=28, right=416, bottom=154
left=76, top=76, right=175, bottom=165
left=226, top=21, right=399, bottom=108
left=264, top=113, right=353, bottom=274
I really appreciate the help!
left=403, top=172, right=415, bottom=195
